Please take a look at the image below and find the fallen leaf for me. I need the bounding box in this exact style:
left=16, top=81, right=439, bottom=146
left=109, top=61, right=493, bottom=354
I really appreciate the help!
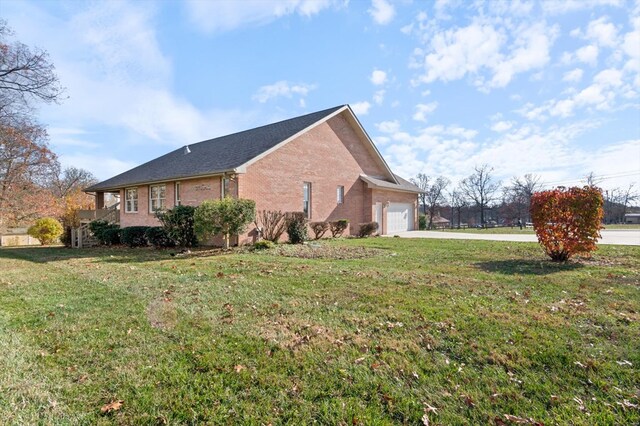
left=424, top=403, right=438, bottom=414
left=462, top=394, right=476, bottom=408
left=617, top=399, right=639, bottom=410
left=100, top=400, right=123, bottom=414
left=422, top=413, right=430, bottom=425
left=234, top=364, right=245, bottom=373
left=503, top=414, right=530, bottom=424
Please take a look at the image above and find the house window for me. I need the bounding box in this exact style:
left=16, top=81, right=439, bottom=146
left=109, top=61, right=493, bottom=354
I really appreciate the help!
left=303, top=182, right=311, bottom=218
left=337, top=185, right=344, bottom=204
left=125, top=188, right=138, bottom=213
left=221, top=177, right=230, bottom=198
left=175, top=182, right=181, bottom=206
left=149, top=184, right=166, bottom=212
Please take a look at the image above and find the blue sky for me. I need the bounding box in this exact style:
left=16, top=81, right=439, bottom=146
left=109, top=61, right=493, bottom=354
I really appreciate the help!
left=3, top=0, right=639, bottom=190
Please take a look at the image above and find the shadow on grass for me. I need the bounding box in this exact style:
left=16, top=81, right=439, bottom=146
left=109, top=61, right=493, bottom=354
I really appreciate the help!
left=476, top=259, right=584, bottom=275
left=0, top=245, right=235, bottom=265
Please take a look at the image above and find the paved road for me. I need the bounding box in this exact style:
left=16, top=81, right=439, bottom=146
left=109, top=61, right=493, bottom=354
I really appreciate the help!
left=389, top=230, right=640, bottom=246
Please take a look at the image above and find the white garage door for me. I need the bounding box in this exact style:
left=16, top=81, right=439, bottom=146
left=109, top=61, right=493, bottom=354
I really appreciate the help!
left=386, top=203, right=413, bottom=234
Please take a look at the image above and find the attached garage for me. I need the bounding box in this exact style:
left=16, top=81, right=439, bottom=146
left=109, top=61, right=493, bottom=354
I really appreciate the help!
left=386, top=202, right=414, bottom=234
left=360, top=174, right=421, bottom=235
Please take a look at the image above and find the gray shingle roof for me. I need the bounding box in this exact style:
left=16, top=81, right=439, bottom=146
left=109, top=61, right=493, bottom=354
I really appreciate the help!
left=85, top=105, right=346, bottom=192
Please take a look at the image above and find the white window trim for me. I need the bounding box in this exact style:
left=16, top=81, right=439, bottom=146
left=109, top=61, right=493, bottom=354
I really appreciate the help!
left=175, top=182, right=181, bottom=206
left=125, top=188, right=138, bottom=213
left=337, top=185, right=344, bottom=204
left=149, top=184, right=166, bottom=213
left=303, top=182, right=312, bottom=219
left=221, top=177, right=230, bottom=199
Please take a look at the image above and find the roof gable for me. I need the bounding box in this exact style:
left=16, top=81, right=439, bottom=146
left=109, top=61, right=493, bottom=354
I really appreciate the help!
left=85, top=104, right=401, bottom=192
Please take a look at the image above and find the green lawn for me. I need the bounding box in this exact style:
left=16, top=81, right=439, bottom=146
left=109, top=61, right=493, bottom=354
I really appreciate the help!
left=1, top=239, right=638, bottom=425
left=433, top=227, right=536, bottom=234
left=604, top=224, right=640, bottom=230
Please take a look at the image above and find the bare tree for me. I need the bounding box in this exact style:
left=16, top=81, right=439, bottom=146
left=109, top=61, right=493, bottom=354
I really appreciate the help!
left=459, top=164, right=501, bottom=226
left=410, top=173, right=429, bottom=214
left=424, top=176, right=450, bottom=229
left=506, top=173, right=542, bottom=222
left=0, top=20, right=65, bottom=123
left=604, top=184, right=638, bottom=223
left=583, top=171, right=602, bottom=188
left=450, top=189, right=467, bottom=228
left=49, top=166, right=97, bottom=198
left=619, top=183, right=638, bottom=222
left=0, top=122, right=58, bottom=226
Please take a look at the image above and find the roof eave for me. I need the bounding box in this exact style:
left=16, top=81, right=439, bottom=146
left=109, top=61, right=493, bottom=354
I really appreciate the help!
left=360, top=175, right=422, bottom=194
left=83, top=168, right=240, bottom=193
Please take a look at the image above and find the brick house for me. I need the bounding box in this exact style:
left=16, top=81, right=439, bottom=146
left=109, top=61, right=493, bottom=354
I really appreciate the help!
left=84, top=105, right=420, bottom=243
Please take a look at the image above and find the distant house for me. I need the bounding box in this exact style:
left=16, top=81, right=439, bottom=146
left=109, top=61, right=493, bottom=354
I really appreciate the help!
left=624, top=213, right=640, bottom=224
left=84, top=105, right=421, bottom=244
left=429, top=214, right=450, bottom=229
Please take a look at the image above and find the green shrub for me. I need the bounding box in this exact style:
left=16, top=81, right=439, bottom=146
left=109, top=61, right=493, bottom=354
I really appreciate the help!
left=419, top=214, right=427, bottom=230
left=101, top=228, right=121, bottom=245
left=27, top=217, right=63, bottom=245
left=358, top=221, right=378, bottom=238
left=89, top=220, right=121, bottom=245
left=156, top=205, right=197, bottom=247
left=330, top=219, right=349, bottom=237
left=194, top=198, right=256, bottom=249
left=286, top=212, right=308, bottom=244
left=60, top=226, right=72, bottom=247
left=121, top=226, right=150, bottom=247
left=309, top=221, right=329, bottom=240
left=253, top=240, right=274, bottom=250
left=145, top=227, right=175, bottom=248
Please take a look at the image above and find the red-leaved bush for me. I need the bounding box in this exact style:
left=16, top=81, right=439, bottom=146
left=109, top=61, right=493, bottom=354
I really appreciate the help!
left=530, top=186, right=604, bottom=261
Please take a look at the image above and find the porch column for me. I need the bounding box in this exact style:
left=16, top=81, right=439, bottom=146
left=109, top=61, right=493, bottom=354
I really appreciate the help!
left=96, top=192, right=105, bottom=209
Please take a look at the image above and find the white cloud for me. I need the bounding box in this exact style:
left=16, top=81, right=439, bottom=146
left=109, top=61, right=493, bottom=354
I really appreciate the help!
left=585, top=16, right=619, bottom=47
left=594, top=68, right=623, bottom=86
left=412, top=102, right=438, bottom=122
left=487, top=22, right=557, bottom=89
left=60, top=153, right=137, bottom=181
left=576, top=44, right=599, bottom=66
left=519, top=66, right=626, bottom=119
left=351, top=101, right=371, bottom=115
left=491, top=121, right=514, bottom=132
left=584, top=139, right=640, bottom=188
left=375, top=120, right=401, bottom=133
left=411, top=19, right=556, bottom=90
left=184, top=0, right=335, bottom=33
left=563, top=68, right=584, bottom=83
left=541, top=0, right=624, bottom=15
left=252, top=81, right=316, bottom=103
left=415, top=22, right=505, bottom=84
left=368, top=0, right=395, bottom=25
left=370, top=69, right=388, bottom=85
left=373, top=89, right=385, bottom=105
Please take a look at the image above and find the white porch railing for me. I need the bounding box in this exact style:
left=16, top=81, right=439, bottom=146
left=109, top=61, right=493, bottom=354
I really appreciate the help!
left=72, top=203, right=120, bottom=248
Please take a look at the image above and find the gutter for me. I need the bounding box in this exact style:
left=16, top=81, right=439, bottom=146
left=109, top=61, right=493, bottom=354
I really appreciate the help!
left=83, top=168, right=242, bottom=193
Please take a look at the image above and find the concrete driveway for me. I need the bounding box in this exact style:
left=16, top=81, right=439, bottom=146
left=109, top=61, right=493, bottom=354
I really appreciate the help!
left=389, top=230, right=640, bottom=246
